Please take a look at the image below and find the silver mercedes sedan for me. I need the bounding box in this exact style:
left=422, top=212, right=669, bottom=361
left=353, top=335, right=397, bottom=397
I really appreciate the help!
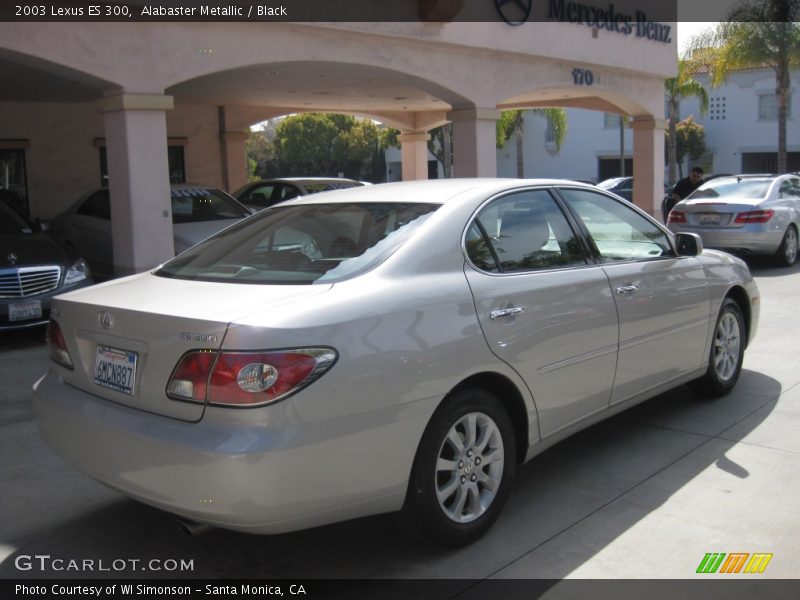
left=34, top=179, right=759, bottom=546
left=667, top=174, right=800, bottom=267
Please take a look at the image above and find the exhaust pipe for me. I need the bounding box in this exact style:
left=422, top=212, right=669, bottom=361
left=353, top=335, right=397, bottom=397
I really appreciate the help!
left=176, top=518, right=214, bottom=536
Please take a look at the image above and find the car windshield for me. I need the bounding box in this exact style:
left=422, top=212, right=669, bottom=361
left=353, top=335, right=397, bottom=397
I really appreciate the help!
left=689, top=179, right=771, bottom=200
left=0, top=200, right=33, bottom=234
left=596, top=178, right=629, bottom=190
left=155, top=202, right=439, bottom=285
left=170, top=188, right=250, bottom=223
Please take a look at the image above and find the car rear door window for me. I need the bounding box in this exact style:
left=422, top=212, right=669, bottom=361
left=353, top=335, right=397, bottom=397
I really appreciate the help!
left=466, top=189, right=588, bottom=272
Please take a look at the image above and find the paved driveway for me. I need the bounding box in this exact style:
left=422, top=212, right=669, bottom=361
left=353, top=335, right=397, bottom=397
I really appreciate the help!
left=1, top=258, right=798, bottom=587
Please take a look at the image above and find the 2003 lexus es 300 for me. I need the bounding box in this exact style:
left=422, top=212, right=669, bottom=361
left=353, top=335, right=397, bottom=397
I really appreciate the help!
left=34, top=179, right=759, bottom=546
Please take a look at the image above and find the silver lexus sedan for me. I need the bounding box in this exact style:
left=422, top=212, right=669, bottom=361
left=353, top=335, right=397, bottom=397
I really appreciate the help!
left=667, top=174, right=800, bottom=267
left=34, top=179, right=759, bottom=546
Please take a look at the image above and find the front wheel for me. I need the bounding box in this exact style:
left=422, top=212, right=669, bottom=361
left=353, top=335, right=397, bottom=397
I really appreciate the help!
left=399, top=388, right=516, bottom=546
left=689, top=298, right=745, bottom=397
left=773, top=225, right=798, bottom=267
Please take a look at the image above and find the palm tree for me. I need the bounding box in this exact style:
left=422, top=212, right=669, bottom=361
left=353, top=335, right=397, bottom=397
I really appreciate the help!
left=665, top=59, right=708, bottom=186
left=496, top=109, right=567, bottom=178
left=691, top=1, right=800, bottom=173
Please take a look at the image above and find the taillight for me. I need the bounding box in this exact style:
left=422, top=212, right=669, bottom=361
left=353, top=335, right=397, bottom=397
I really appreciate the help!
left=167, top=350, right=217, bottom=402
left=46, top=319, right=74, bottom=370
left=167, top=348, right=336, bottom=407
left=667, top=211, right=686, bottom=224
left=734, top=209, right=774, bottom=224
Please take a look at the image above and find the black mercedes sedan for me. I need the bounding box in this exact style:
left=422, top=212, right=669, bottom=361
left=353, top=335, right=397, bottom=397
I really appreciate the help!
left=1, top=198, right=94, bottom=330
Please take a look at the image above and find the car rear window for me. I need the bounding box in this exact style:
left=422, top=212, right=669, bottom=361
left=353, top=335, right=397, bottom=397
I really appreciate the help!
left=171, top=188, right=250, bottom=223
left=690, top=179, right=771, bottom=200
left=155, top=202, right=439, bottom=284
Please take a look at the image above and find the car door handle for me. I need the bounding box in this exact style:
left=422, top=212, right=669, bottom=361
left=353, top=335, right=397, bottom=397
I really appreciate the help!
left=615, top=284, right=640, bottom=295
left=490, top=306, right=525, bottom=320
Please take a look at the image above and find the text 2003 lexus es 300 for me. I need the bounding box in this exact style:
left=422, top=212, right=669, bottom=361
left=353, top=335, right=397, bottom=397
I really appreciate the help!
left=35, top=179, right=759, bottom=546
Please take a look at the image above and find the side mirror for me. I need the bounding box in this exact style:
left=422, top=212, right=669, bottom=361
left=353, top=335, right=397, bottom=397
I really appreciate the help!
left=675, top=232, right=703, bottom=257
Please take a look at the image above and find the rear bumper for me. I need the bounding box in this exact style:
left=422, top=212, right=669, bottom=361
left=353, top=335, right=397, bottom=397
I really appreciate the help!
left=669, top=225, right=783, bottom=255
left=33, top=370, right=434, bottom=533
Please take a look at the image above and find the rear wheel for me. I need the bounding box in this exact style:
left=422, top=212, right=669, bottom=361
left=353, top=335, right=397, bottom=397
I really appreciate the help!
left=399, top=388, right=516, bottom=546
left=773, top=225, right=797, bottom=267
left=689, top=298, right=745, bottom=397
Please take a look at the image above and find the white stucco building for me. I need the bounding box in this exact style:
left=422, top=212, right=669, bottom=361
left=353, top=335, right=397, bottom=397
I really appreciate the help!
left=390, top=65, right=798, bottom=186
left=0, top=7, right=677, bottom=275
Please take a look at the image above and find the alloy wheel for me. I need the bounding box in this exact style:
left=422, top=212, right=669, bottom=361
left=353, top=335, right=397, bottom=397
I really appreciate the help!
left=435, top=412, right=505, bottom=524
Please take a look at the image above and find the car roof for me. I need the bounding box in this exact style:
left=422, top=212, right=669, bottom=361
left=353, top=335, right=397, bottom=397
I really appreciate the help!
left=251, top=177, right=362, bottom=185
left=280, top=178, right=597, bottom=206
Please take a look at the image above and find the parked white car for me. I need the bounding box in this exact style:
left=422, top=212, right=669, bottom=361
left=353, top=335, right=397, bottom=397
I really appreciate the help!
left=36, top=179, right=759, bottom=546
left=52, top=184, right=251, bottom=278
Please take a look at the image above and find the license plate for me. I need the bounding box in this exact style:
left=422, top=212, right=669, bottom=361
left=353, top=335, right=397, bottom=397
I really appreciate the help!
left=9, top=300, right=42, bottom=322
left=94, top=345, right=138, bottom=395
left=699, top=213, right=721, bottom=225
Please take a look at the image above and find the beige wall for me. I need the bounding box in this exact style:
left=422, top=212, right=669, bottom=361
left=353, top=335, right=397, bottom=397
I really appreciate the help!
left=0, top=102, right=230, bottom=218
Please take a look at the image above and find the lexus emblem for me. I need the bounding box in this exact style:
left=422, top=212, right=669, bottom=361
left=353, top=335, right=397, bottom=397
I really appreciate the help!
left=495, top=0, right=532, bottom=25
left=7, top=252, right=17, bottom=264
left=98, top=311, right=114, bottom=330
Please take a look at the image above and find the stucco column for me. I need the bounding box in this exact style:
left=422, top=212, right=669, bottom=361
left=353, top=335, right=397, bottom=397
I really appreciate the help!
left=631, top=116, right=667, bottom=219
left=449, top=108, right=500, bottom=178
left=397, top=132, right=431, bottom=181
left=98, top=93, right=175, bottom=276
left=220, top=131, right=249, bottom=192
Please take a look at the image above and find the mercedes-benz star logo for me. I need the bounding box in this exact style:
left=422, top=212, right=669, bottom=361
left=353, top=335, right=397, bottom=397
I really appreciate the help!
left=98, top=311, right=114, bottom=330
left=495, top=0, right=532, bottom=25
left=7, top=252, right=18, bottom=264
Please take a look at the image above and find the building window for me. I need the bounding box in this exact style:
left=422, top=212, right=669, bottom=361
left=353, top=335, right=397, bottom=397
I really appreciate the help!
left=0, top=147, right=29, bottom=216
left=758, top=93, right=792, bottom=121
left=603, top=113, right=622, bottom=128
left=98, top=145, right=187, bottom=186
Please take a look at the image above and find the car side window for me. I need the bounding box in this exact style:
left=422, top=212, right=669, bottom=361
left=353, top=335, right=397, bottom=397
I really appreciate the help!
left=779, top=179, right=800, bottom=199
left=246, top=185, right=277, bottom=207
left=279, top=185, right=302, bottom=200
left=76, top=190, right=111, bottom=220
left=467, top=189, right=588, bottom=273
left=559, top=188, right=673, bottom=263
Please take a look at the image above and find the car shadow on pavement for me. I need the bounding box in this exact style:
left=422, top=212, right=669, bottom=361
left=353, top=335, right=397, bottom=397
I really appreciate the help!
left=740, top=255, right=800, bottom=278
left=1, top=368, right=780, bottom=586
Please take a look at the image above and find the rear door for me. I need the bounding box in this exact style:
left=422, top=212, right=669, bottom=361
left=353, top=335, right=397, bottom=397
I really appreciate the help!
left=464, top=188, right=619, bottom=437
left=558, top=187, right=711, bottom=404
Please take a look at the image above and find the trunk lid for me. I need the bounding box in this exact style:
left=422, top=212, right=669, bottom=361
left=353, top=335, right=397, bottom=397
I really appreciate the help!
left=677, top=198, right=764, bottom=228
left=52, top=272, right=331, bottom=421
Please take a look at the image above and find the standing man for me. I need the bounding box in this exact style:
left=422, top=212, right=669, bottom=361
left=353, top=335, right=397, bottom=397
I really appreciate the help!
left=664, top=167, right=704, bottom=220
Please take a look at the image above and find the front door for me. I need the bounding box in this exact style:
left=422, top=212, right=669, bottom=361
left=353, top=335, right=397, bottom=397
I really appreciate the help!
left=557, top=187, right=711, bottom=404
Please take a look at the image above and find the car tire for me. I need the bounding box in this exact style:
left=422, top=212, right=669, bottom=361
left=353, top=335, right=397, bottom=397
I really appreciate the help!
left=399, top=388, right=516, bottom=546
left=773, top=225, right=798, bottom=267
left=689, top=298, right=745, bottom=398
